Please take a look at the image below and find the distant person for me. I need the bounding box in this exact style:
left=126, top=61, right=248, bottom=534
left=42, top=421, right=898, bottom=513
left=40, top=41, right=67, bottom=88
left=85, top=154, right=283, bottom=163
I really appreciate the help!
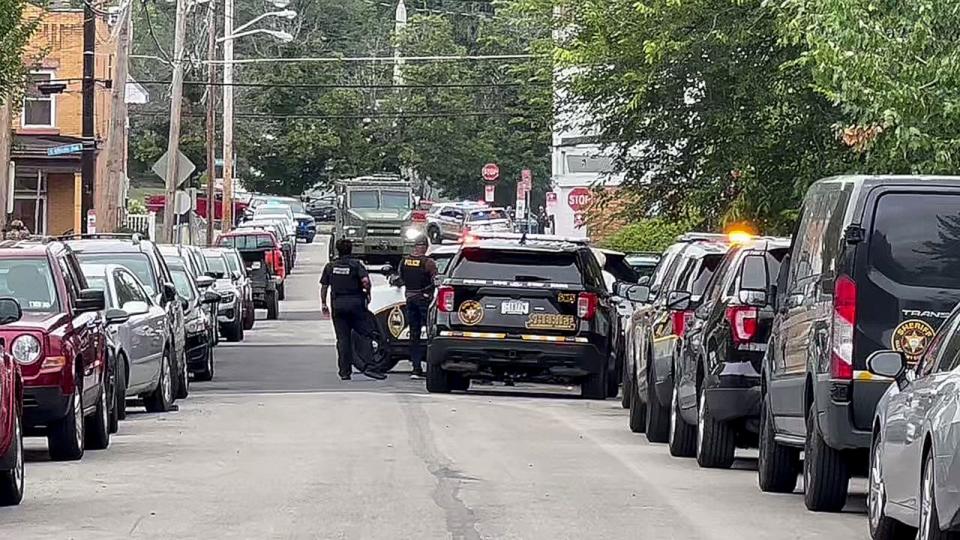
left=320, top=239, right=387, bottom=381
left=393, top=236, right=438, bottom=379
left=536, top=206, right=548, bottom=233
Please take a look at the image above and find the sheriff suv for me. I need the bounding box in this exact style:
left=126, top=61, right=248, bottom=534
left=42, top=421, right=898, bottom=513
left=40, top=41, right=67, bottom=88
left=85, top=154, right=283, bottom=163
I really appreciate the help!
left=426, top=235, right=618, bottom=399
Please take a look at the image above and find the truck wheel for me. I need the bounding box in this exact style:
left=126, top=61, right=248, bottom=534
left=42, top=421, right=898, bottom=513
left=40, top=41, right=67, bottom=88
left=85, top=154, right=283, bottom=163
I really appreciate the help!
left=426, top=363, right=451, bottom=393
left=580, top=370, right=607, bottom=400
left=266, top=290, right=279, bottom=320
left=48, top=386, right=84, bottom=461
left=668, top=382, right=696, bottom=457
left=278, top=282, right=286, bottom=301
left=696, top=390, right=735, bottom=468
left=804, top=403, right=849, bottom=512
left=144, top=349, right=174, bottom=413
left=628, top=377, right=646, bottom=433
left=758, top=391, right=799, bottom=492
left=85, top=383, right=111, bottom=451
left=645, top=364, right=670, bottom=443
left=0, top=414, right=24, bottom=506
left=918, top=452, right=958, bottom=540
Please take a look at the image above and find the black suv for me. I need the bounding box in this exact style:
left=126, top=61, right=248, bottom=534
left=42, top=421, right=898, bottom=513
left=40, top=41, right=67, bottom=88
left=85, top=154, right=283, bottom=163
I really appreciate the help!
left=427, top=236, right=617, bottom=399
left=65, top=235, right=189, bottom=401
left=760, top=175, right=960, bottom=512
left=669, top=237, right=789, bottom=467
left=625, top=235, right=729, bottom=442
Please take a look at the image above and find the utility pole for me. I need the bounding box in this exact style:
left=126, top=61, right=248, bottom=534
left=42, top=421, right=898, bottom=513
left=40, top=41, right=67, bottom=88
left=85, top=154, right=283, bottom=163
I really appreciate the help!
left=205, top=0, right=217, bottom=244
left=101, top=4, right=131, bottom=233
left=162, top=0, right=189, bottom=243
left=0, top=100, right=11, bottom=231
left=82, top=0, right=96, bottom=233
left=221, top=0, right=235, bottom=234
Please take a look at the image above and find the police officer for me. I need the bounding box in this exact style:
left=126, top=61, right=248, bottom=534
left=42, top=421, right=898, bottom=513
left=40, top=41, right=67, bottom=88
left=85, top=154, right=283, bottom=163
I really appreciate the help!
left=396, top=236, right=438, bottom=379
left=320, top=239, right=387, bottom=381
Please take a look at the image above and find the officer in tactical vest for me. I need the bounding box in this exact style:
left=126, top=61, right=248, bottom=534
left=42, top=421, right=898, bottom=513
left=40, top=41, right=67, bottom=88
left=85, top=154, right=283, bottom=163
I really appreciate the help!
left=320, top=239, right=387, bottom=381
left=396, top=236, right=438, bottom=379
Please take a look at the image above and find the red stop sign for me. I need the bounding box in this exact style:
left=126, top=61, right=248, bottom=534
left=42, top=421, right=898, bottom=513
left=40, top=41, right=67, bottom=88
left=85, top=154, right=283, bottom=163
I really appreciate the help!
left=482, top=163, right=500, bottom=183
left=567, top=187, right=592, bottom=211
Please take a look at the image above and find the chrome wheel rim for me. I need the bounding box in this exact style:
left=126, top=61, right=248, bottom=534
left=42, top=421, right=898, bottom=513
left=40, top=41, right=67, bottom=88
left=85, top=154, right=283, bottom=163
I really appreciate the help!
left=920, top=458, right=934, bottom=540
left=161, top=356, right=172, bottom=403
left=697, top=391, right=706, bottom=456
left=669, top=387, right=677, bottom=444
left=100, top=386, right=108, bottom=426
left=868, top=439, right=884, bottom=530
left=12, top=416, right=22, bottom=492
left=73, top=392, right=83, bottom=448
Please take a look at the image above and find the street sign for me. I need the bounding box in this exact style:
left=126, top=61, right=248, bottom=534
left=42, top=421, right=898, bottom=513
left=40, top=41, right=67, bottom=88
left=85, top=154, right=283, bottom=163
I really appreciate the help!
left=545, top=191, right=558, bottom=216
left=47, top=143, right=83, bottom=156
left=152, top=149, right=196, bottom=188
left=567, top=187, right=592, bottom=212
left=174, top=190, right=192, bottom=215
left=516, top=183, right=526, bottom=219
left=573, top=212, right=586, bottom=229
left=482, top=163, right=500, bottom=183
left=484, top=184, right=495, bottom=203
left=520, top=169, right=532, bottom=192
left=86, top=209, right=96, bottom=234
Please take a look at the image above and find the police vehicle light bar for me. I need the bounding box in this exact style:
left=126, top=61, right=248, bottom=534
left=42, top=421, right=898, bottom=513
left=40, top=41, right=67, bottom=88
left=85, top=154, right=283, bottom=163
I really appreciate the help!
left=469, top=232, right=592, bottom=245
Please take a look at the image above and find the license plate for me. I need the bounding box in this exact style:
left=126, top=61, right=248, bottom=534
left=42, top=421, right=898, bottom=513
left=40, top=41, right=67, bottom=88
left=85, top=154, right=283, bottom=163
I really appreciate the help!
left=501, top=300, right=530, bottom=315
left=250, top=261, right=262, bottom=269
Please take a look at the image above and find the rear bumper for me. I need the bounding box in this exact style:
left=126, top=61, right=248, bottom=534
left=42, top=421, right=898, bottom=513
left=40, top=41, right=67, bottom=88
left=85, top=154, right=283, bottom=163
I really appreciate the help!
left=23, top=386, right=70, bottom=428
left=427, top=335, right=605, bottom=377
left=813, top=374, right=876, bottom=450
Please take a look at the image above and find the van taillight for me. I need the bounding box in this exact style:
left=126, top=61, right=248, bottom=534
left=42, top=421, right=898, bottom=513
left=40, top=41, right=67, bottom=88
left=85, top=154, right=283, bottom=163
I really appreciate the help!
left=438, top=287, right=455, bottom=312
left=577, top=292, right=598, bottom=320
left=671, top=310, right=693, bottom=336
left=726, top=306, right=758, bottom=343
left=831, top=275, right=856, bottom=380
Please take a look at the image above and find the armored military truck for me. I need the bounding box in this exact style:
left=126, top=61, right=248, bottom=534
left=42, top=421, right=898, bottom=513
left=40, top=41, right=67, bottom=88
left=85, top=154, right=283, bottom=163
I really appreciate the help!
left=329, top=176, right=419, bottom=263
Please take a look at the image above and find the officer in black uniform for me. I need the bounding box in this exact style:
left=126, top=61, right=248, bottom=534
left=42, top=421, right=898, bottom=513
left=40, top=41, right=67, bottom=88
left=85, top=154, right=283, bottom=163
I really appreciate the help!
left=396, top=236, right=438, bottom=379
left=320, top=239, right=387, bottom=381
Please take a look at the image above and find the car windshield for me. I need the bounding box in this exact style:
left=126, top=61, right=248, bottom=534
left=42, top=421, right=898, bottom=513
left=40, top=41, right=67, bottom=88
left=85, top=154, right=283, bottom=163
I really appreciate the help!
left=0, top=258, right=60, bottom=312
left=468, top=209, right=507, bottom=222
left=257, top=206, right=290, bottom=217
left=205, top=255, right=228, bottom=275
left=224, top=252, right=241, bottom=273
left=350, top=190, right=379, bottom=208
left=220, top=234, right=274, bottom=250
left=381, top=191, right=411, bottom=210
left=170, top=267, right=196, bottom=301
left=452, top=248, right=583, bottom=284
left=77, top=253, right=157, bottom=295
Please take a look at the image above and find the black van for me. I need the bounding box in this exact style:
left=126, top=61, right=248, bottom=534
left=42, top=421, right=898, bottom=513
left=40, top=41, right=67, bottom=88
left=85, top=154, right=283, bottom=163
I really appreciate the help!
left=760, top=176, right=960, bottom=512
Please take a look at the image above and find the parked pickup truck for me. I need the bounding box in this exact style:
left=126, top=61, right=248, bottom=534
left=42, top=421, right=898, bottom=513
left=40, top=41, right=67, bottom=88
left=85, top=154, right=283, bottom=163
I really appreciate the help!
left=217, top=231, right=284, bottom=320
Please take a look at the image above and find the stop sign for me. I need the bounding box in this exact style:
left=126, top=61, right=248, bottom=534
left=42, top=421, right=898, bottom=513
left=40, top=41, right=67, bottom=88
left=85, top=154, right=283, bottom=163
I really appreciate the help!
left=482, top=163, right=500, bottom=183
left=567, top=187, right=592, bottom=211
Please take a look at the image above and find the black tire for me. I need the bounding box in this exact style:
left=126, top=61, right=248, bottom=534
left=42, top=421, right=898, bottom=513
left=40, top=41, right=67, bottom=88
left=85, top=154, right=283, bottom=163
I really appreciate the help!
left=85, top=383, right=111, bottom=450
left=115, top=357, right=127, bottom=421
left=621, top=364, right=634, bottom=409
left=628, top=377, right=647, bottom=433
left=668, top=382, right=696, bottom=457
left=696, top=390, right=735, bottom=468
left=306, top=236, right=314, bottom=244
left=194, top=343, right=215, bottom=382
left=606, top=365, right=619, bottom=398
left=174, top=350, right=189, bottom=400
left=278, top=282, right=286, bottom=301
left=580, top=370, right=607, bottom=400
left=224, top=318, right=243, bottom=342
left=48, top=386, right=84, bottom=461
left=869, top=434, right=913, bottom=539
left=242, top=304, right=255, bottom=330
left=426, top=362, right=451, bottom=393
left=804, top=403, right=850, bottom=512
left=0, top=413, right=24, bottom=506
left=645, top=363, right=670, bottom=443
left=144, top=349, right=174, bottom=413
left=919, top=451, right=960, bottom=540
left=758, top=391, right=800, bottom=493
left=451, top=375, right=471, bottom=392
left=428, top=226, right=442, bottom=245
left=266, top=290, right=279, bottom=320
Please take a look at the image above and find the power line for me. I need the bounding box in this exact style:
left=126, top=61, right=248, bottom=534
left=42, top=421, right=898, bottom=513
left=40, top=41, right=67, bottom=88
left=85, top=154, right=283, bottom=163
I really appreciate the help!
left=131, top=110, right=549, bottom=120
left=132, top=79, right=549, bottom=88
left=198, top=54, right=541, bottom=65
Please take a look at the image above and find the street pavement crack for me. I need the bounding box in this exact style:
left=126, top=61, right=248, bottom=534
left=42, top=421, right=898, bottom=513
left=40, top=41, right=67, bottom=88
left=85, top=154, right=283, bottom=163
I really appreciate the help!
left=400, top=395, right=482, bottom=540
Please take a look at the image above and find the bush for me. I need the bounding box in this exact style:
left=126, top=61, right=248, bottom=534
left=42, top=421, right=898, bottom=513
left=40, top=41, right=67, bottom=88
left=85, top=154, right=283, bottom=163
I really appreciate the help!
left=600, top=218, right=697, bottom=253
left=127, top=199, right=147, bottom=215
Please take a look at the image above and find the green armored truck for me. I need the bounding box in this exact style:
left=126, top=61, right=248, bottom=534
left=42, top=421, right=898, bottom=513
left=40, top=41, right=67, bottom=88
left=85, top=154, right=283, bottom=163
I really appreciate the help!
left=329, top=175, right=420, bottom=264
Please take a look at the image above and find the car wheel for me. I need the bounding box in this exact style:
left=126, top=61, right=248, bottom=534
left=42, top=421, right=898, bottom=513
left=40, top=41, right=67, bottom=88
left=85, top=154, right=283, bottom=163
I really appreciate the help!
left=645, top=362, right=670, bottom=443
left=621, top=364, right=634, bottom=409
left=115, top=356, right=127, bottom=422
left=85, top=382, right=111, bottom=450
left=580, top=370, right=607, bottom=400
left=451, top=375, right=470, bottom=392
left=243, top=304, right=255, bottom=330
left=266, top=290, right=279, bottom=320
left=225, top=318, right=243, bottom=342
left=919, top=451, right=959, bottom=540
left=194, top=342, right=215, bottom=382
left=278, top=282, right=286, bottom=301
left=144, top=349, right=174, bottom=413
left=695, top=389, right=736, bottom=468
left=175, top=353, right=190, bottom=400
left=869, top=433, right=912, bottom=539
left=0, top=413, right=24, bottom=506
left=48, top=385, right=84, bottom=461
left=668, top=381, right=696, bottom=457
left=306, top=236, right=314, bottom=244
left=426, top=362, right=451, bottom=393
left=628, top=376, right=647, bottom=433
left=804, top=403, right=849, bottom=512
left=758, top=391, right=800, bottom=493
left=428, top=226, right=442, bottom=245
left=605, top=363, right=619, bottom=398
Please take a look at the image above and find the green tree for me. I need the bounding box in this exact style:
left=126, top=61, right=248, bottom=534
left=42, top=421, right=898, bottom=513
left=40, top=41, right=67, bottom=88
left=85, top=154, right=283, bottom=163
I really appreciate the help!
left=0, top=0, right=36, bottom=99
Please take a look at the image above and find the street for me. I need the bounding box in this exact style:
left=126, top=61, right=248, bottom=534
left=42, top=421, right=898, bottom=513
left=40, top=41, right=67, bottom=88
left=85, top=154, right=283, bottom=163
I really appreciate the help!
left=4, top=240, right=868, bottom=539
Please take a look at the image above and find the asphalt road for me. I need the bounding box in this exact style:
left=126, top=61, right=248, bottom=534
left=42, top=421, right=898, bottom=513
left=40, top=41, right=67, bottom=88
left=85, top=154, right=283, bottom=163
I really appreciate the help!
left=4, top=240, right=870, bottom=539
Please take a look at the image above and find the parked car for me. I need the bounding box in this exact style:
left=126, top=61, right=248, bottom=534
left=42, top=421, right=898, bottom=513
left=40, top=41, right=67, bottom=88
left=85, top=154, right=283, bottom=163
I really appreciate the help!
left=66, top=235, right=190, bottom=401
left=0, top=298, right=24, bottom=506
left=217, top=231, right=283, bottom=320
left=167, top=259, right=219, bottom=379
left=201, top=249, right=245, bottom=341
left=625, top=234, right=729, bottom=442
left=625, top=252, right=662, bottom=280
left=670, top=237, right=789, bottom=466
left=866, top=312, right=960, bottom=540
left=427, top=205, right=512, bottom=243
left=760, top=175, right=960, bottom=512
left=81, top=263, right=177, bottom=414
left=0, top=241, right=111, bottom=460
left=213, top=247, right=255, bottom=330
left=159, top=244, right=219, bottom=346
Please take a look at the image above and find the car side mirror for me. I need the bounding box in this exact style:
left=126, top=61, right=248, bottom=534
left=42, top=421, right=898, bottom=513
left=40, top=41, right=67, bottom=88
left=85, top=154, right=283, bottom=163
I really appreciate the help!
left=637, top=275, right=650, bottom=286
left=232, top=271, right=242, bottom=281
left=196, top=275, right=215, bottom=289
left=105, top=308, right=130, bottom=325
left=666, top=290, right=692, bottom=311
left=121, top=300, right=149, bottom=315
left=202, top=290, right=220, bottom=305
left=206, top=271, right=225, bottom=280
left=867, top=350, right=909, bottom=390
left=0, top=298, right=22, bottom=325
left=626, top=285, right=650, bottom=303
left=161, top=282, right=177, bottom=305
left=76, top=288, right=106, bottom=313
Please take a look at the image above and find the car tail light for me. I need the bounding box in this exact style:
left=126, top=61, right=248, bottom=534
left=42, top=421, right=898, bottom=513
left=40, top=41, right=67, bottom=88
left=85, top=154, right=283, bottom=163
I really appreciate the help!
left=671, top=310, right=693, bottom=336
left=726, top=306, right=758, bottom=344
left=438, top=286, right=455, bottom=312
left=577, top=292, right=597, bottom=320
left=830, top=275, right=856, bottom=380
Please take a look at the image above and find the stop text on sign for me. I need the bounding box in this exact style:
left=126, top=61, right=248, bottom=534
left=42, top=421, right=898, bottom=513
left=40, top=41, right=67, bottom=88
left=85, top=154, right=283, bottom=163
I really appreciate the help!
left=567, top=187, right=592, bottom=211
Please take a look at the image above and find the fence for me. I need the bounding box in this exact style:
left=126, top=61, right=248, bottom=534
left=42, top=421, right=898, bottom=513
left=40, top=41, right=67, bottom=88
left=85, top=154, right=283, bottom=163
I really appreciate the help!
left=125, top=213, right=156, bottom=240
left=125, top=212, right=208, bottom=246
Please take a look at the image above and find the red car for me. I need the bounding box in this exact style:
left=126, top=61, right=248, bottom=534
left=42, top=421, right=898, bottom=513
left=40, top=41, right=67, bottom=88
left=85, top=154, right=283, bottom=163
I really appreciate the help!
left=0, top=241, right=111, bottom=461
left=0, top=298, right=24, bottom=506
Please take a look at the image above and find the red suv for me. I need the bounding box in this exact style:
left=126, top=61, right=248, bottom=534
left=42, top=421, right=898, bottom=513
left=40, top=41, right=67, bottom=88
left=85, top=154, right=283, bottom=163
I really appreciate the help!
left=0, top=241, right=111, bottom=461
left=0, top=298, right=24, bottom=506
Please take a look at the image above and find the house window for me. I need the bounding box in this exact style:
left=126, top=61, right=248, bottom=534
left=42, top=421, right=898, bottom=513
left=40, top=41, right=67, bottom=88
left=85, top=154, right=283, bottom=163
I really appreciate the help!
left=23, top=72, right=56, bottom=128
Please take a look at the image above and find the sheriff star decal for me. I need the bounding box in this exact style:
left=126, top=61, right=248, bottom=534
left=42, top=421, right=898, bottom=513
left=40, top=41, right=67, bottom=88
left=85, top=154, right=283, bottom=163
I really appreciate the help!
left=388, top=306, right=405, bottom=338
left=458, top=300, right=484, bottom=326
left=892, top=319, right=936, bottom=362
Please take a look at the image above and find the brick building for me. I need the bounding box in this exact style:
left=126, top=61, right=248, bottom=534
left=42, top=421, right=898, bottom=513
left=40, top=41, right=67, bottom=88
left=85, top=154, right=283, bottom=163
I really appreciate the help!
left=8, top=3, right=118, bottom=235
